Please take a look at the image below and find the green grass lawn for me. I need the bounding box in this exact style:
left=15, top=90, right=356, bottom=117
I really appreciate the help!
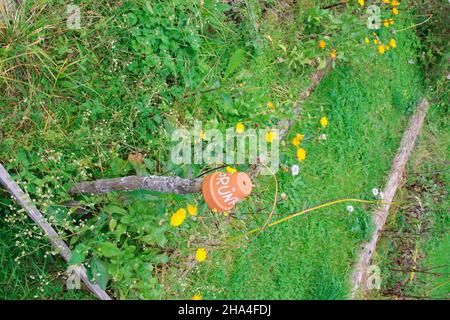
left=0, top=0, right=445, bottom=300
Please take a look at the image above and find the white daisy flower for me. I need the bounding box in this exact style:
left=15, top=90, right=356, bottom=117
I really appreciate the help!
left=291, top=164, right=300, bottom=176
left=347, top=205, right=354, bottom=213
left=372, top=188, right=379, bottom=196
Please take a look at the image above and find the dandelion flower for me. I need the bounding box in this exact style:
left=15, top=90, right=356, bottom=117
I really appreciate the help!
left=330, top=49, right=337, bottom=60
left=383, top=19, right=389, bottom=28
left=374, top=39, right=379, bottom=45
left=365, top=37, right=370, bottom=44
left=236, top=122, right=245, bottom=134
left=392, top=7, right=399, bottom=15
left=226, top=166, right=237, bottom=173
left=378, top=45, right=386, bottom=54
left=187, top=204, right=198, bottom=217
left=296, top=148, right=306, bottom=161
left=320, top=116, right=328, bottom=128
left=389, top=19, right=394, bottom=25
left=200, top=130, right=206, bottom=140
left=267, top=101, right=275, bottom=109
left=195, top=248, right=207, bottom=262
left=291, top=164, right=300, bottom=176
left=318, top=40, right=326, bottom=49
left=291, top=133, right=305, bottom=147
left=266, top=130, right=277, bottom=143
left=388, top=38, right=397, bottom=48
left=192, top=294, right=202, bottom=300
left=347, top=205, right=354, bottom=213
left=391, top=0, right=400, bottom=6
left=358, top=0, right=365, bottom=6
left=170, top=208, right=186, bottom=227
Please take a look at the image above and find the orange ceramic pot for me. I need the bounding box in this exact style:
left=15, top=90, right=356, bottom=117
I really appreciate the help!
left=201, top=172, right=252, bottom=212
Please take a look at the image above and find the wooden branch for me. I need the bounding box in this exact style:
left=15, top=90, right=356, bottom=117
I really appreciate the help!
left=0, top=163, right=111, bottom=300
left=69, top=175, right=203, bottom=196
left=350, top=99, right=430, bottom=299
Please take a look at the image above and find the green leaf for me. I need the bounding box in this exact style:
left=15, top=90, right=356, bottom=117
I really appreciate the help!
left=225, top=49, right=246, bottom=77
left=98, top=242, right=121, bottom=257
left=69, top=244, right=87, bottom=265
left=91, top=258, right=109, bottom=290
left=109, top=219, right=117, bottom=231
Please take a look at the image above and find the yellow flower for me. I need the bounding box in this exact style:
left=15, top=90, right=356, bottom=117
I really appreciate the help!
left=236, top=122, right=245, bottom=134
left=388, top=38, right=397, bottom=48
left=291, top=133, right=305, bottom=147
left=200, top=130, right=206, bottom=140
left=195, top=248, right=207, bottom=262
left=192, top=294, right=202, bottom=300
left=382, top=0, right=390, bottom=3
left=330, top=49, right=337, bottom=60
left=391, top=0, right=400, bottom=6
left=226, top=166, right=237, bottom=173
left=318, top=40, right=326, bottom=49
left=378, top=44, right=386, bottom=54
left=358, top=0, right=364, bottom=6
left=170, top=208, right=186, bottom=227
left=383, top=19, right=389, bottom=28
left=320, top=116, right=328, bottom=128
left=296, top=148, right=306, bottom=161
left=187, top=204, right=197, bottom=217
left=364, top=37, right=370, bottom=44
left=239, top=82, right=245, bottom=87
left=389, top=19, right=394, bottom=25
left=374, top=39, right=378, bottom=45
left=267, top=101, right=275, bottom=109
left=265, top=130, right=277, bottom=143
left=392, top=7, right=399, bottom=15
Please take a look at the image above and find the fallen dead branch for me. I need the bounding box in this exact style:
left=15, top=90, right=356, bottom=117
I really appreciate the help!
left=0, top=163, right=111, bottom=300
left=350, top=98, right=430, bottom=299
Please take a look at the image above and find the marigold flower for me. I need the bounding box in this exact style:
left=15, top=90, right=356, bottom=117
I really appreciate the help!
left=388, top=38, right=397, bottom=48
left=378, top=45, right=386, bottom=54
left=296, top=148, right=306, bottom=161
left=266, top=130, right=277, bottom=143
left=192, top=294, right=202, bottom=300
left=320, top=116, right=328, bottom=128
left=267, top=101, right=275, bottom=109
left=187, top=204, right=198, bottom=217
left=392, top=7, right=399, bottom=15
left=318, top=40, right=326, bottom=49
left=226, top=166, right=237, bottom=173
left=170, top=208, right=186, bottom=227
left=236, top=122, right=245, bottom=134
left=195, top=248, right=207, bottom=262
